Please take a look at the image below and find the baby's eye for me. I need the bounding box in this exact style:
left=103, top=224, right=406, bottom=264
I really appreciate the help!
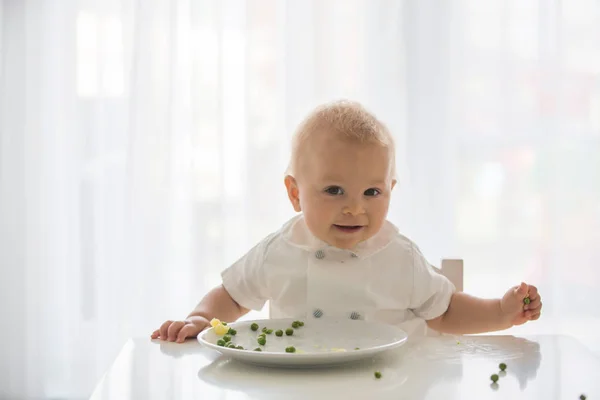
left=364, top=188, right=381, bottom=197
left=324, top=186, right=344, bottom=195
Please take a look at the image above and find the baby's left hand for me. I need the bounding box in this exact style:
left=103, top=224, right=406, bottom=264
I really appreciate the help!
left=501, top=282, right=542, bottom=326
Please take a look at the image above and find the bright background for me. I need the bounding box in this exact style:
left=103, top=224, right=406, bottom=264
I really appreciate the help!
left=1, top=0, right=599, bottom=398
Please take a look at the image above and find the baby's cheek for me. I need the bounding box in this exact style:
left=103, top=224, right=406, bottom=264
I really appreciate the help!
left=370, top=209, right=388, bottom=229
left=307, top=203, right=331, bottom=224
left=366, top=218, right=383, bottom=237
left=303, top=211, right=327, bottom=238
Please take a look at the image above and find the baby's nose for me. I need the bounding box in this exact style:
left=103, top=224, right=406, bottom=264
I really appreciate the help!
left=343, top=199, right=365, bottom=215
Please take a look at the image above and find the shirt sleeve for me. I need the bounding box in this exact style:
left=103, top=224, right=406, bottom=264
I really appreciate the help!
left=408, top=243, right=456, bottom=320
left=221, top=234, right=274, bottom=311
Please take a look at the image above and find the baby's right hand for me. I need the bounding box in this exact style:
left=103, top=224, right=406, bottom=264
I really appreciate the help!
left=151, top=316, right=210, bottom=343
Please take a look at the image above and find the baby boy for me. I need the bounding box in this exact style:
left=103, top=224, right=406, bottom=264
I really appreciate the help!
left=152, top=100, right=542, bottom=343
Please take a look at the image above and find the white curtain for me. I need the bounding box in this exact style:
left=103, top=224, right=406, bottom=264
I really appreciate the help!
left=1, top=0, right=599, bottom=398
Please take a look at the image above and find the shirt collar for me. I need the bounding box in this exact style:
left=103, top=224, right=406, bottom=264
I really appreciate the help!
left=280, top=214, right=397, bottom=259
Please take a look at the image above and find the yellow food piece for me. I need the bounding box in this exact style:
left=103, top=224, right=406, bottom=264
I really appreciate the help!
left=213, top=323, right=229, bottom=336
left=330, top=348, right=347, bottom=352
left=210, top=318, right=221, bottom=328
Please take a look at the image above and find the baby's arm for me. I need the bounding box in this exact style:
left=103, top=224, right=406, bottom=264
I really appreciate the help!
left=426, top=292, right=509, bottom=333
left=187, top=284, right=250, bottom=322
left=152, top=232, right=274, bottom=342
left=426, top=282, right=542, bottom=334
left=151, top=285, right=249, bottom=343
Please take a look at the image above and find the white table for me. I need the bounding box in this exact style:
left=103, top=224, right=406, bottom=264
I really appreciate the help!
left=90, top=334, right=599, bottom=400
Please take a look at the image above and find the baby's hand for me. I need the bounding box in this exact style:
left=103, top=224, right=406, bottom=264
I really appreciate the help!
left=151, top=316, right=210, bottom=343
left=500, top=282, right=542, bottom=326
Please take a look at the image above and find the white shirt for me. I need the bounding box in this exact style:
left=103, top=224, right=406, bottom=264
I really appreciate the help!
left=221, top=215, right=455, bottom=335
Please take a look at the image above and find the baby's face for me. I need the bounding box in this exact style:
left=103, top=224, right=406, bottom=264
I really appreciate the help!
left=288, top=133, right=395, bottom=249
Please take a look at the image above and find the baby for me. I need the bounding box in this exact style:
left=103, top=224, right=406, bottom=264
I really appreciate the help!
left=151, top=100, right=542, bottom=343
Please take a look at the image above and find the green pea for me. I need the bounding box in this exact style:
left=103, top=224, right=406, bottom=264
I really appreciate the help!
left=490, top=374, right=499, bottom=383
left=258, top=333, right=266, bottom=338
left=236, top=345, right=244, bottom=350
left=499, top=363, right=507, bottom=371
left=275, top=330, right=283, bottom=337
left=286, top=328, right=294, bottom=336
left=223, top=335, right=231, bottom=343
left=285, top=346, right=296, bottom=353
left=266, top=329, right=273, bottom=334
left=254, top=347, right=262, bottom=352
left=354, top=347, right=360, bottom=350
left=227, top=342, right=236, bottom=348
left=216, top=339, right=226, bottom=347
left=580, top=395, right=587, bottom=400
left=258, top=336, right=266, bottom=346
left=250, top=323, right=259, bottom=331
left=523, top=297, right=531, bottom=305
left=298, top=321, right=305, bottom=327
left=222, top=322, right=228, bottom=326
left=291, top=322, right=300, bottom=329
left=228, top=328, right=237, bottom=336
left=262, top=327, right=268, bottom=333
left=374, top=371, right=382, bottom=379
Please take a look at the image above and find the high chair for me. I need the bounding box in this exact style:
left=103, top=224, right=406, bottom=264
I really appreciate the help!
left=434, top=259, right=464, bottom=292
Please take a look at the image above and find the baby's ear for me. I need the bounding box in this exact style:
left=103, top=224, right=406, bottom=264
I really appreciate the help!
left=284, top=175, right=302, bottom=212
left=391, top=179, right=397, bottom=191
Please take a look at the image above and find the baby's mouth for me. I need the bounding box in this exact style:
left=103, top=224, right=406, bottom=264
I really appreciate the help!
left=333, top=225, right=365, bottom=233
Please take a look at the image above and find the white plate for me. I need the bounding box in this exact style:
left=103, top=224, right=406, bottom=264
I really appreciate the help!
left=198, top=318, right=408, bottom=367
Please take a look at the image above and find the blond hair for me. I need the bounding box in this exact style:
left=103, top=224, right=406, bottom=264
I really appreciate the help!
left=287, top=100, right=396, bottom=177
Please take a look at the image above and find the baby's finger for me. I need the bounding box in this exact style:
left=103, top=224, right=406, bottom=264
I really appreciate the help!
left=159, top=320, right=174, bottom=340
left=522, top=310, right=534, bottom=319
left=167, top=321, right=186, bottom=341
left=151, top=329, right=160, bottom=339
left=529, top=311, right=541, bottom=321
left=514, top=282, right=529, bottom=297
left=527, top=285, right=539, bottom=300
left=528, top=302, right=542, bottom=314
left=176, top=324, right=200, bottom=343
left=524, top=297, right=541, bottom=311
